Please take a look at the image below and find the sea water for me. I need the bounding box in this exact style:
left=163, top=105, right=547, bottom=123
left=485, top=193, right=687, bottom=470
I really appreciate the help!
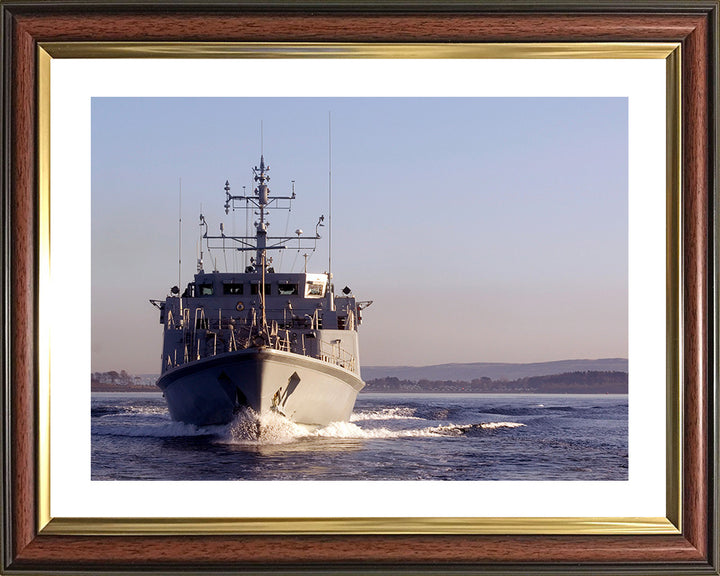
left=91, top=392, right=627, bottom=481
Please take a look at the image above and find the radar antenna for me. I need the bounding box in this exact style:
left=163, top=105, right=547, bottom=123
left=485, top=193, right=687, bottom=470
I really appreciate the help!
left=204, top=154, right=327, bottom=341
left=212, top=155, right=324, bottom=272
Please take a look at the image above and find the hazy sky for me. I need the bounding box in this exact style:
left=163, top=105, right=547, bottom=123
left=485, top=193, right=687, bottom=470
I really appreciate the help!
left=91, top=97, right=628, bottom=374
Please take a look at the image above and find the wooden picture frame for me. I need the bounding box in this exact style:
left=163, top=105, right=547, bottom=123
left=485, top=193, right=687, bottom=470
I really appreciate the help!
left=1, top=1, right=717, bottom=573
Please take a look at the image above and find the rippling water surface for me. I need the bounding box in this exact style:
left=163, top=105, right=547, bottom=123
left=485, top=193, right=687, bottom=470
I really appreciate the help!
left=91, top=392, right=627, bottom=481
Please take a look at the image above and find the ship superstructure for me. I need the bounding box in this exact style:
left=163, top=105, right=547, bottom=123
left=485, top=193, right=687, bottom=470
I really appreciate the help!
left=151, top=155, right=370, bottom=426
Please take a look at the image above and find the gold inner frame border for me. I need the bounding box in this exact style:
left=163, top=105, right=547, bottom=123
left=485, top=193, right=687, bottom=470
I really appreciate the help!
left=36, top=41, right=682, bottom=536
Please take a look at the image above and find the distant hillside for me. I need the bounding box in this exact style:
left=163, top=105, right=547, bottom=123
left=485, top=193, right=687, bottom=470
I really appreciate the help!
left=361, top=358, right=627, bottom=382
left=363, top=371, right=628, bottom=394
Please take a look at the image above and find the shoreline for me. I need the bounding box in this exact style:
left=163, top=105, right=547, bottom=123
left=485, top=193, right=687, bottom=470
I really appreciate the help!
left=91, top=384, right=159, bottom=393
left=90, top=387, right=627, bottom=396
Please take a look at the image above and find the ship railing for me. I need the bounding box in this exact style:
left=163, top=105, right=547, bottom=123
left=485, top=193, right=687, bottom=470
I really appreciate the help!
left=164, top=322, right=261, bottom=370
left=164, top=309, right=357, bottom=371
left=164, top=333, right=355, bottom=372
left=337, top=310, right=355, bottom=331
left=269, top=331, right=292, bottom=353
left=318, top=340, right=356, bottom=372
left=165, top=307, right=339, bottom=333
left=164, top=309, right=186, bottom=330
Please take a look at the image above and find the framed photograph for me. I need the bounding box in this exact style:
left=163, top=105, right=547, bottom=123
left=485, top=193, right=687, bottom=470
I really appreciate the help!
left=2, top=1, right=717, bottom=574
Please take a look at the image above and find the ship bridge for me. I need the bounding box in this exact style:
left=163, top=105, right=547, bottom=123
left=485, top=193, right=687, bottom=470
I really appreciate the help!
left=186, top=271, right=328, bottom=301
left=155, top=269, right=367, bottom=376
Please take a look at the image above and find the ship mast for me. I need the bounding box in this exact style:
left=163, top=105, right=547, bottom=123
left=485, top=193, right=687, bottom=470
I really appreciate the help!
left=253, top=155, right=270, bottom=274
left=204, top=153, right=326, bottom=331
left=253, top=155, right=271, bottom=335
left=214, top=154, right=325, bottom=270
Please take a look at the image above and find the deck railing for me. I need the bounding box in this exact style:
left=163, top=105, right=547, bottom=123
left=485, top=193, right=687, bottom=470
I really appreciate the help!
left=163, top=307, right=355, bottom=373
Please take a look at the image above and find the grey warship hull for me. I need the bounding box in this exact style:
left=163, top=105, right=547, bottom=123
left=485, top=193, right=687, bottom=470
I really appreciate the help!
left=157, top=347, right=364, bottom=427
left=152, top=153, right=370, bottom=428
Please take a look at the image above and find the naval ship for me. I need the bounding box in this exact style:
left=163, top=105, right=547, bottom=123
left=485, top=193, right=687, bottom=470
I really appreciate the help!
left=151, top=155, right=370, bottom=427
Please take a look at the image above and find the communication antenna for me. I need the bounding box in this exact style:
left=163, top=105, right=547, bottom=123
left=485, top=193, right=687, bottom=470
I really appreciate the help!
left=244, top=185, right=249, bottom=270
left=231, top=184, right=237, bottom=273
left=178, top=178, right=182, bottom=290
left=197, top=203, right=204, bottom=272
left=328, top=111, right=332, bottom=280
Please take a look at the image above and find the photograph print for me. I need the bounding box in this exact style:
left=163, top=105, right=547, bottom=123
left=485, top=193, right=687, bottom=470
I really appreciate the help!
left=91, top=96, right=628, bottom=482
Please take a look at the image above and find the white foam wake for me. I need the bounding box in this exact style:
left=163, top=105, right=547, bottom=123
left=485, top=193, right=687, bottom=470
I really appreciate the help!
left=479, top=421, right=526, bottom=430
left=305, top=420, right=524, bottom=439
left=312, top=421, right=458, bottom=439
left=220, top=408, right=526, bottom=445
left=225, top=408, right=312, bottom=444
left=123, top=405, right=170, bottom=417
left=350, top=407, right=421, bottom=422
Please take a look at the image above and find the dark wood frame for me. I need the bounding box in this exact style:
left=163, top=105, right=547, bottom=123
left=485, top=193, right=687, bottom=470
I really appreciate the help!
left=1, top=1, right=717, bottom=574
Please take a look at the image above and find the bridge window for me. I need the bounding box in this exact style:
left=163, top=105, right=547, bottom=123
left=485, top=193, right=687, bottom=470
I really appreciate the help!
left=250, top=283, right=272, bottom=295
left=305, top=282, right=325, bottom=297
left=223, top=283, right=244, bottom=295
left=278, top=283, right=299, bottom=295
left=199, top=284, right=214, bottom=296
